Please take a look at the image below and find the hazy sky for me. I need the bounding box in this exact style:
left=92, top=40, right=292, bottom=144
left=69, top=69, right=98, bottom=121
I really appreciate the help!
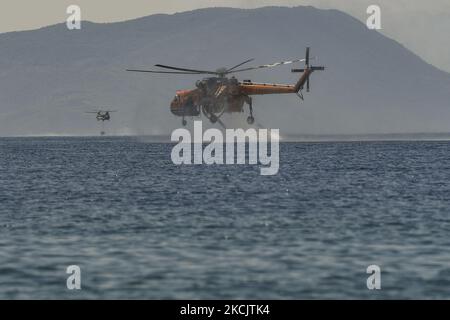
left=1, top=0, right=449, bottom=72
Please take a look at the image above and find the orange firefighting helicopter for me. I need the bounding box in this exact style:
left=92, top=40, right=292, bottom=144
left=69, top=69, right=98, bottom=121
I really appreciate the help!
left=127, top=47, right=324, bottom=127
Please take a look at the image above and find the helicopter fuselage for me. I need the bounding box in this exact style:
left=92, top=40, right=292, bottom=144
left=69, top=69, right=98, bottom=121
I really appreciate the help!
left=96, top=111, right=111, bottom=121
left=170, top=76, right=300, bottom=118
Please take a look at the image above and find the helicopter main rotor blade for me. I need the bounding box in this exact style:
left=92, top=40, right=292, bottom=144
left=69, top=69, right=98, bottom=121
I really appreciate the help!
left=126, top=69, right=202, bottom=75
left=227, top=58, right=309, bottom=74
left=154, top=64, right=219, bottom=75
left=85, top=109, right=117, bottom=112
left=129, top=57, right=314, bottom=76
left=226, top=58, right=255, bottom=72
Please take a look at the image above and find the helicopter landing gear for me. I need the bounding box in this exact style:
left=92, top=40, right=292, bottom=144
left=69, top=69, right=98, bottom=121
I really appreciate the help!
left=181, top=106, right=187, bottom=126
left=246, top=96, right=255, bottom=125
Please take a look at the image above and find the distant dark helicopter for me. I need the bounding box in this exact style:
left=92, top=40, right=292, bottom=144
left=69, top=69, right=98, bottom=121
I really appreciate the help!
left=85, top=110, right=117, bottom=122
left=127, top=47, right=324, bottom=127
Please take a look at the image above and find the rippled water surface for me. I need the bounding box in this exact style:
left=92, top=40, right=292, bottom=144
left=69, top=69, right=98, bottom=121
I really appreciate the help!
left=0, top=137, right=449, bottom=299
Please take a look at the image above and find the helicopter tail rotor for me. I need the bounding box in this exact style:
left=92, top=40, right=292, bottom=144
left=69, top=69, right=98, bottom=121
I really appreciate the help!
left=292, top=47, right=325, bottom=94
